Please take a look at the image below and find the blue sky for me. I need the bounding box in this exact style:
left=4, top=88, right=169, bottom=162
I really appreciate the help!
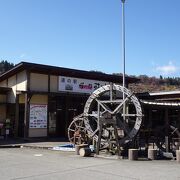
left=0, top=0, right=180, bottom=77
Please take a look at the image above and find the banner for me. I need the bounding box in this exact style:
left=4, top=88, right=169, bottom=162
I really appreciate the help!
left=29, top=104, right=47, bottom=128
left=58, top=76, right=110, bottom=94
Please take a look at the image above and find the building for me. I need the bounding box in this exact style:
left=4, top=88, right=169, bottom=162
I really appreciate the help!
left=136, top=91, right=180, bottom=152
left=137, top=91, right=180, bottom=132
left=0, top=62, right=138, bottom=139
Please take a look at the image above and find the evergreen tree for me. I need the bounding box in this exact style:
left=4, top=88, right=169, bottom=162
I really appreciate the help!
left=0, top=60, right=15, bottom=74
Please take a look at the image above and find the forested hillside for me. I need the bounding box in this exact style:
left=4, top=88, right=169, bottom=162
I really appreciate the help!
left=112, top=73, right=180, bottom=93
left=0, top=60, right=15, bottom=74
left=129, top=75, right=180, bottom=93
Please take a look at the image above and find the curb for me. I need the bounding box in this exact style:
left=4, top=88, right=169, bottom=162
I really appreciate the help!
left=22, top=145, right=52, bottom=150
left=0, top=145, right=21, bottom=148
left=0, top=144, right=52, bottom=149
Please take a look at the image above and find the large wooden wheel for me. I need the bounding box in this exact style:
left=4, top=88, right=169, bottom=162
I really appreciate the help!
left=83, top=84, right=143, bottom=147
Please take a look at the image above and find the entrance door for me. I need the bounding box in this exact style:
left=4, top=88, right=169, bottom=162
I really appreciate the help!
left=49, top=100, right=56, bottom=137
left=56, top=96, right=66, bottom=137
left=66, top=96, right=87, bottom=129
left=49, top=95, right=88, bottom=138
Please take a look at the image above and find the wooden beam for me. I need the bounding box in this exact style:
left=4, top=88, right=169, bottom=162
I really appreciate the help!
left=165, top=108, right=170, bottom=152
left=24, top=93, right=30, bottom=138
left=47, top=74, right=50, bottom=137
left=23, top=70, right=31, bottom=138
left=15, top=94, right=19, bottom=137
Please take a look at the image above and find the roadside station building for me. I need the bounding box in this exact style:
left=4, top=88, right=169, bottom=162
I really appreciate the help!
left=0, top=62, right=138, bottom=139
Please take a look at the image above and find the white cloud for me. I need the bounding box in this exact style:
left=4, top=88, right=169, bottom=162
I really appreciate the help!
left=155, top=61, right=178, bottom=75
left=19, top=53, right=26, bottom=58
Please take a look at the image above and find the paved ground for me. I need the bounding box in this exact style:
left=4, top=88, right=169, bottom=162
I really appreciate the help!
left=0, top=138, right=69, bottom=149
left=0, top=147, right=180, bottom=180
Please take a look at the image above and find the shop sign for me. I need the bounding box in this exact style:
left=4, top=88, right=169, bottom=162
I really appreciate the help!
left=58, top=76, right=110, bottom=94
left=29, top=104, right=47, bottom=128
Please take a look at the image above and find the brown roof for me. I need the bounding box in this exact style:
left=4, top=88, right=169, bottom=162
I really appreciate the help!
left=0, top=61, right=139, bottom=84
left=137, top=91, right=180, bottom=101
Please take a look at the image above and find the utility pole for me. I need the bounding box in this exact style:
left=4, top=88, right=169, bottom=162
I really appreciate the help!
left=121, top=0, right=126, bottom=121
left=121, top=0, right=126, bottom=100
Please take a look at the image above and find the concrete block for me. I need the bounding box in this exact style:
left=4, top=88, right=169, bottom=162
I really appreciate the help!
left=148, top=149, right=157, bottom=160
left=128, top=149, right=138, bottom=160
left=176, top=150, right=180, bottom=163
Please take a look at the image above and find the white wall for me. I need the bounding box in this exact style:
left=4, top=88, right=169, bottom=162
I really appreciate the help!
left=0, top=71, right=27, bottom=103
left=17, top=71, right=27, bottom=91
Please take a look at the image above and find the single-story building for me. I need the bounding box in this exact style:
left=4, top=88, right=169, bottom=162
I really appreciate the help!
left=0, top=61, right=138, bottom=139
left=136, top=91, right=180, bottom=152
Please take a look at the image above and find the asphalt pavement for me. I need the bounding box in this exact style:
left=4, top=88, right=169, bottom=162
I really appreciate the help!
left=0, top=147, right=180, bottom=180
left=0, top=138, right=69, bottom=149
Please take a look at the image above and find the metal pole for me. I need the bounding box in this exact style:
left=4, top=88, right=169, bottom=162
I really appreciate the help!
left=121, top=0, right=126, bottom=121
left=121, top=0, right=125, bottom=100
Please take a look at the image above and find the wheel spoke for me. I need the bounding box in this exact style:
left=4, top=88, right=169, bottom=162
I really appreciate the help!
left=121, top=113, right=141, bottom=117
left=68, top=128, right=75, bottom=132
left=90, top=128, right=99, bottom=137
left=113, top=96, right=131, bottom=114
left=95, top=99, right=113, bottom=114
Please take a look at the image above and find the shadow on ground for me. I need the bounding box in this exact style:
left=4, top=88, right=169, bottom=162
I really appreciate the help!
left=0, top=137, right=69, bottom=148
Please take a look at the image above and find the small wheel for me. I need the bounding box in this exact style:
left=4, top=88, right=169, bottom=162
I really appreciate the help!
left=68, top=114, right=88, bottom=145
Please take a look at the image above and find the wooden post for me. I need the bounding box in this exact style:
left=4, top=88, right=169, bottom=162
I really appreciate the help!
left=75, top=144, right=88, bottom=155
left=165, top=108, right=170, bottom=152
left=14, top=94, right=19, bottom=137
left=47, top=74, right=50, bottom=137
left=75, top=145, right=81, bottom=155
left=24, top=70, right=30, bottom=138
left=24, top=93, right=30, bottom=138
left=65, top=96, right=70, bottom=137
left=96, top=122, right=102, bottom=155
left=79, top=147, right=91, bottom=157
left=165, top=136, right=170, bottom=153
left=113, top=123, right=121, bottom=156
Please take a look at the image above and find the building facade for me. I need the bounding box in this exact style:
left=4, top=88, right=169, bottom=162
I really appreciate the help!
left=0, top=62, right=138, bottom=139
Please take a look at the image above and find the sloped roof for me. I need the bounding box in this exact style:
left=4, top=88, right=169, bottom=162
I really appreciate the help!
left=137, top=91, right=180, bottom=101
left=0, top=61, right=139, bottom=84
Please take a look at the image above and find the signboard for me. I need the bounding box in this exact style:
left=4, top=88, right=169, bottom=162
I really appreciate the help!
left=29, top=104, right=47, bottom=128
left=58, top=76, right=110, bottom=94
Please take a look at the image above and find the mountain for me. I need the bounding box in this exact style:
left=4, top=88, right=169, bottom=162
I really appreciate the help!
left=128, top=75, right=180, bottom=93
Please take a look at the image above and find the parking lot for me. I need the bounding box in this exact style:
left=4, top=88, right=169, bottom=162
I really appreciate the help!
left=0, top=147, right=180, bottom=180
